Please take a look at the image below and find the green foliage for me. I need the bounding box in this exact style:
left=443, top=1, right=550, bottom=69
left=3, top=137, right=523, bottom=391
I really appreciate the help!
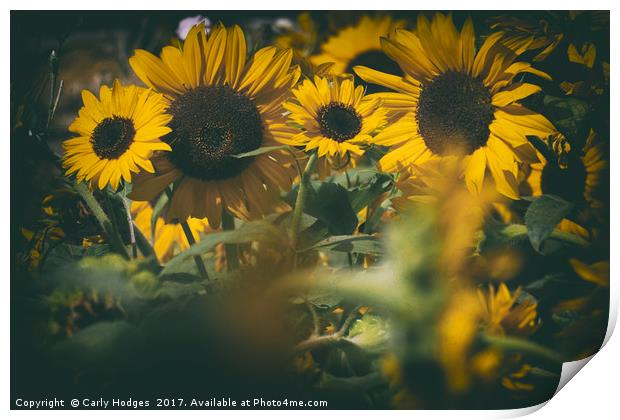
left=525, top=195, right=574, bottom=252
left=290, top=181, right=358, bottom=235
left=542, top=95, right=591, bottom=142
left=299, top=234, right=383, bottom=255
left=161, top=220, right=287, bottom=276
left=348, top=172, right=394, bottom=213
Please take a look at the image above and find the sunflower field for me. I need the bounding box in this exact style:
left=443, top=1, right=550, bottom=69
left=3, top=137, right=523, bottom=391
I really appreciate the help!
left=11, top=10, right=609, bottom=410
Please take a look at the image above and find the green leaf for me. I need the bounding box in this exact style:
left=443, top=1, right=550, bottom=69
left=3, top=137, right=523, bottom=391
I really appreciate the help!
left=296, top=220, right=330, bottom=250
left=231, top=145, right=294, bottom=158
left=542, top=95, right=590, bottom=141
left=478, top=222, right=589, bottom=254
left=299, top=234, right=383, bottom=255
left=303, top=272, right=344, bottom=308
left=525, top=195, right=574, bottom=252
left=160, top=221, right=285, bottom=276
left=348, top=173, right=393, bottom=213
left=42, top=242, right=111, bottom=272
left=290, top=181, right=358, bottom=235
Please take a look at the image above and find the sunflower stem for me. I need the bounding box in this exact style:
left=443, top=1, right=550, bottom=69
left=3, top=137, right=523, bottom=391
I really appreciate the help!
left=132, top=221, right=156, bottom=259
left=290, top=152, right=318, bottom=248
left=221, top=210, right=238, bottom=271
left=481, top=333, right=565, bottom=364
left=180, top=220, right=209, bottom=280
left=46, top=50, right=60, bottom=129
left=122, top=197, right=138, bottom=259
left=74, top=182, right=129, bottom=260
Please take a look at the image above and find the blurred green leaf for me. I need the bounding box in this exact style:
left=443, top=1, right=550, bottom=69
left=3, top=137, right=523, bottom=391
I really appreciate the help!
left=348, top=314, right=390, bottom=352
left=318, top=372, right=385, bottom=391
left=161, top=221, right=286, bottom=276
left=154, top=280, right=207, bottom=300
left=299, top=234, right=383, bottom=255
left=42, top=242, right=111, bottom=271
left=306, top=284, right=343, bottom=309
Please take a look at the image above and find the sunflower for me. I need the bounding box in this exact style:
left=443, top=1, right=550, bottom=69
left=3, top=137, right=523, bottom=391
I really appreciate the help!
left=127, top=23, right=300, bottom=228
left=477, top=283, right=540, bottom=337
left=354, top=13, right=556, bottom=199
left=131, top=201, right=212, bottom=263
left=310, top=15, right=405, bottom=76
left=488, top=13, right=565, bottom=62
left=279, top=75, right=388, bottom=173
left=525, top=130, right=607, bottom=207
left=62, top=80, right=172, bottom=190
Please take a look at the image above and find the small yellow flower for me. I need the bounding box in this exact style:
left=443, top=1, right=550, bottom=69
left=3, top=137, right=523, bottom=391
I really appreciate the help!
left=477, top=283, right=540, bottom=337
left=62, top=80, right=172, bottom=190
left=279, top=75, right=389, bottom=172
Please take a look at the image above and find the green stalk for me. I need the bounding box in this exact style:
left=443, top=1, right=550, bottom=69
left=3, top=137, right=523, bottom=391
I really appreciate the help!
left=75, top=182, right=129, bottom=259
left=132, top=222, right=156, bottom=259
left=482, top=333, right=565, bottom=364
left=122, top=197, right=137, bottom=259
left=221, top=210, right=238, bottom=271
left=164, top=185, right=208, bottom=279
left=46, top=50, right=59, bottom=129
left=290, top=152, right=318, bottom=248
left=180, top=220, right=209, bottom=280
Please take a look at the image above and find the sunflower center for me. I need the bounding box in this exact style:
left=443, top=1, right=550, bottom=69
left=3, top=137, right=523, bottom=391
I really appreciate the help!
left=317, top=102, right=362, bottom=142
left=165, top=86, right=263, bottom=181
left=416, top=71, right=494, bottom=155
left=347, top=49, right=403, bottom=94
left=90, top=116, right=135, bottom=159
left=540, top=156, right=587, bottom=203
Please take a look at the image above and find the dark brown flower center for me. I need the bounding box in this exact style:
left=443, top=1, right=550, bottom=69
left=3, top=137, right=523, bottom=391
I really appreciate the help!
left=416, top=71, right=495, bottom=156
left=317, top=102, right=362, bottom=142
left=90, top=116, right=135, bottom=159
left=165, top=86, right=263, bottom=181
